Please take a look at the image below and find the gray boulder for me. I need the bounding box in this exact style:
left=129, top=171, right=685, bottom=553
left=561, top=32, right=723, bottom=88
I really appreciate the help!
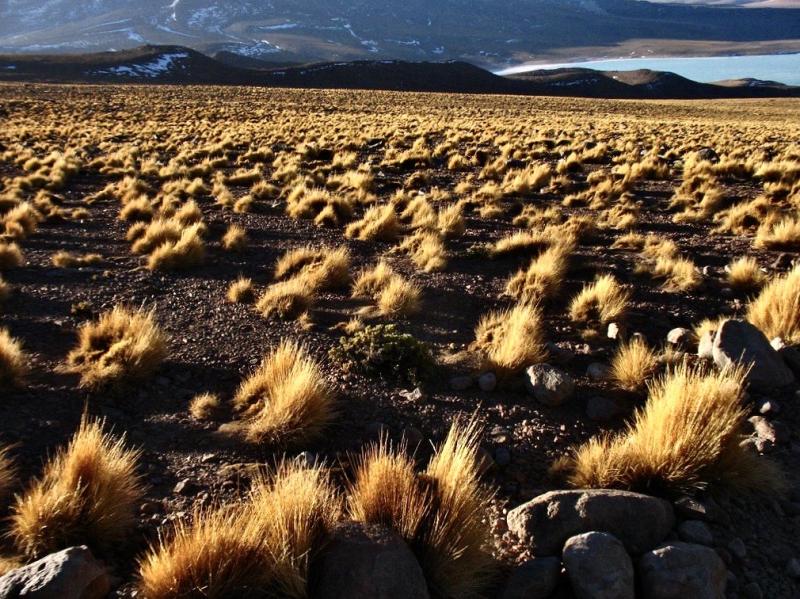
left=638, top=542, right=726, bottom=599
left=507, top=489, right=675, bottom=556
left=712, top=319, right=794, bottom=388
left=677, top=520, right=713, bottom=546
left=0, top=546, right=110, bottom=599
left=524, top=364, right=575, bottom=407
left=501, top=557, right=561, bottom=599
left=563, top=532, right=634, bottom=599
left=313, top=522, right=429, bottom=599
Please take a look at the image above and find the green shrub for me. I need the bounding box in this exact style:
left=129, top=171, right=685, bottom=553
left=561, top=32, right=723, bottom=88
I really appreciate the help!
left=330, top=324, right=434, bottom=384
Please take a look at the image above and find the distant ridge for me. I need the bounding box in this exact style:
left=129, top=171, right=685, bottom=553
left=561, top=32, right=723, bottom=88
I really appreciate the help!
left=1, top=45, right=798, bottom=100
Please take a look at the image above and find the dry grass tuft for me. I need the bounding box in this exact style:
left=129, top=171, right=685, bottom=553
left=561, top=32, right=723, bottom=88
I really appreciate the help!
left=189, top=393, right=223, bottom=421
left=0, top=242, right=25, bottom=269
left=0, top=445, right=15, bottom=501
left=726, top=257, right=766, bottom=292
left=256, top=277, right=314, bottom=320
left=64, top=305, right=167, bottom=389
left=233, top=340, right=335, bottom=446
left=147, top=222, right=205, bottom=271
left=221, top=224, right=248, bottom=252
left=376, top=275, right=422, bottom=318
left=746, top=264, right=800, bottom=344
left=640, top=255, right=702, bottom=292
left=51, top=251, right=103, bottom=268
left=12, top=418, right=144, bottom=558
left=473, top=303, right=547, bottom=375
left=349, top=420, right=494, bottom=598
left=569, top=274, right=630, bottom=327
left=0, top=327, right=29, bottom=387
left=562, top=364, right=783, bottom=494
left=274, top=245, right=351, bottom=291
left=754, top=215, right=800, bottom=250
left=352, top=260, right=396, bottom=299
left=610, top=336, right=659, bottom=393
left=505, top=243, right=571, bottom=302
left=139, top=461, right=338, bottom=599
left=398, top=230, right=448, bottom=272
left=226, top=276, right=255, bottom=304
left=345, top=204, right=400, bottom=241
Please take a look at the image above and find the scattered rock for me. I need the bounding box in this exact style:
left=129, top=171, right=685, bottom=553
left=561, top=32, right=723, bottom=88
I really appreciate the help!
left=494, top=446, right=512, bottom=467
left=711, top=319, right=795, bottom=389
left=0, top=546, right=110, bottom=599
left=586, top=396, right=621, bottom=422
left=173, top=478, right=196, bottom=495
left=697, top=330, right=715, bottom=360
left=742, top=581, right=763, bottom=599
left=757, top=399, right=780, bottom=415
left=478, top=372, right=497, bottom=392
left=563, top=532, right=634, bottom=599
left=607, top=322, right=625, bottom=340
left=786, top=557, right=800, bottom=579
left=748, top=416, right=788, bottom=446
left=501, top=557, right=561, bottom=599
left=696, top=147, right=719, bottom=163
left=524, top=364, right=575, bottom=407
left=771, top=253, right=795, bottom=271
left=673, top=496, right=728, bottom=524
left=727, top=538, right=746, bottom=560
left=667, top=327, right=691, bottom=348
left=399, top=387, right=425, bottom=402
left=449, top=375, right=473, bottom=391
left=677, top=520, right=713, bottom=546
left=507, top=489, right=675, bottom=556
left=546, top=342, right=576, bottom=365
left=313, top=522, right=429, bottom=599
left=586, top=362, right=610, bottom=382
left=297, top=451, right=320, bottom=468
left=401, top=427, right=424, bottom=449
left=638, top=542, right=726, bottom=599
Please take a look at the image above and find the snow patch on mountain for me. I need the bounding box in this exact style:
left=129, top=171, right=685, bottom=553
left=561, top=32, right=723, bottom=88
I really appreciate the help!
left=91, top=51, right=189, bottom=77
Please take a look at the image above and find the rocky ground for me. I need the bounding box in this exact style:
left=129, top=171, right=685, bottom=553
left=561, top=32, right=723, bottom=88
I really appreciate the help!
left=0, top=85, right=799, bottom=598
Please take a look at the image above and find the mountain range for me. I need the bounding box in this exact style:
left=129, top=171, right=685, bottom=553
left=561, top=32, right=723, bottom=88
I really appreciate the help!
left=1, top=44, right=797, bottom=99
left=1, top=0, right=799, bottom=68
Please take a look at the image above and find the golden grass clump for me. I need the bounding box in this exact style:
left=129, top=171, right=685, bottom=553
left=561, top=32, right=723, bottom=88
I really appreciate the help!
left=610, top=336, right=659, bottom=393
left=256, top=278, right=314, bottom=321
left=51, top=251, right=103, bottom=268
left=489, top=230, right=550, bottom=258
left=119, top=196, right=154, bottom=222
left=398, top=230, right=448, bottom=272
left=226, top=276, right=255, bottom=304
left=64, top=305, right=168, bottom=388
left=0, top=327, right=29, bottom=387
left=349, top=420, right=494, bottom=598
left=0, top=445, right=15, bottom=501
left=561, top=364, right=782, bottom=494
left=0, top=242, right=25, bottom=269
left=221, top=224, right=248, bottom=251
left=138, top=462, right=338, bottom=599
left=352, top=260, right=396, bottom=299
left=12, top=418, right=143, bottom=558
left=345, top=204, right=400, bottom=241
left=286, top=187, right=354, bottom=227
left=437, top=203, right=466, bottom=238
left=189, top=392, right=223, bottom=421
left=569, top=274, right=630, bottom=326
left=641, top=255, right=701, bottom=292
left=746, top=264, right=800, bottom=344
left=726, top=257, right=766, bottom=292
left=2, top=202, right=41, bottom=239
left=0, top=274, right=8, bottom=302
left=473, top=303, right=547, bottom=375
left=376, top=275, right=422, bottom=317
left=505, top=243, right=571, bottom=302
left=274, top=245, right=351, bottom=291
left=147, top=222, right=205, bottom=271
left=754, top=215, right=800, bottom=250
left=232, top=340, right=335, bottom=446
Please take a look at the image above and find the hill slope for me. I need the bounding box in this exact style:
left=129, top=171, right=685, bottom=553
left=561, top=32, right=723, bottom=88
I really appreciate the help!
left=1, top=45, right=798, bottom=99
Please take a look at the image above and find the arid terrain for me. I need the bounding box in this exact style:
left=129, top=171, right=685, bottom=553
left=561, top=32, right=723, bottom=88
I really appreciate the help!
left=0, top=84, right=799, bottom=598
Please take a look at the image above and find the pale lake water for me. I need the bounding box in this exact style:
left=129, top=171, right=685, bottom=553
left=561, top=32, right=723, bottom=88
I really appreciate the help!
left=496, top=53, right=800, bottom=86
